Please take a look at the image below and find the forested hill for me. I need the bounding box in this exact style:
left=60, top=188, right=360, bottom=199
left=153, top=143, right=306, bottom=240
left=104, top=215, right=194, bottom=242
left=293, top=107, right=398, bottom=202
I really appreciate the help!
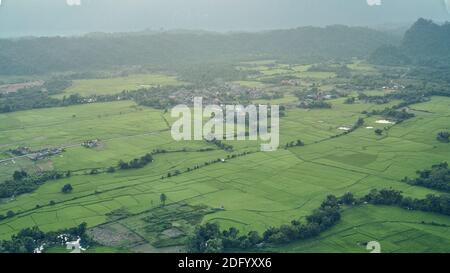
left=0, top=25, right=398, bottom=75
left=370, top=19, right=450, bottom=68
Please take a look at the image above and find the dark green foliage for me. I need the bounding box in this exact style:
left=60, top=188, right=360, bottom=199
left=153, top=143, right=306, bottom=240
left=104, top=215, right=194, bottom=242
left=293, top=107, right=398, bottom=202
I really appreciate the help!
left=340, top=192, right=356, bottom=205
left=353, top=117, right=365, bottom=129
left=344, top=97, right=356, bottom=104
left=188, top=195, right=341, bottom=252
left=437, top=132, right=450, bottom=143
left=6, top=210, right=15, bottom=218
left=363, top=189, right=403, bottom=206
left=298, top=100, right=332, bottom=109
left=369, top=45, right=411, bottom=65
left=118, top=153, right=153, bottom=170
left=61, top=184, right=73, bottom=194
left=13, top=170, right=28, bottom=181
left=403, top=162, right=450, bottom=192
left=206, top=138, right=233, bottom=151
left=0, top=26, right=396, bottom=76
left=363, top=189, right=450, bottom=216
left=367, top=108, right=415, bottom=123
left=0, top=171, right=64, bottom=199
left=0, top=223, right=90, bottom=253
left=284, top=140, right=304, bottom=149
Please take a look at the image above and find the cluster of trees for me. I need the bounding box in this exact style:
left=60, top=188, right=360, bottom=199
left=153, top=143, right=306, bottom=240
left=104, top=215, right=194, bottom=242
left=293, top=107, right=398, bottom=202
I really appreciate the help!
left=205, top=138, right=233, bottom=151
left=0, top=88, right=61, bottom=113
left=298, top=100, right=332, bottom=109
left=359, top=88, right=432, bottom=112
left=262, top=195, right=342, bottom=245
left=365, top=108, right=415, bottom=123
left=61, top=184, right=73, bottom=194
left=41, top=80, right=73, bottom=94
left=353, top=117, right=365, bottom=130
left=0, top=171, right=66, bottom=199
left=363, top=189, right=450, bottom=216
left=187, top=222, right=262, bottom=253
left=0, top=223, right=90, bottom=253
left=402, top=162, right=450, bottom=192
left=118, top=153, right=154, bottom=170
left=0, top=81, right=176, bottom=114
left=375, top=128, right=384, bottom=136
left=344, top=97, right=356, bottom=104
left=326, top=117, right=366, bottom=141
left=437, top=132, right=450, bottom=143
left=358, top=93, right=390, bottom=105
left=0, top=79, right=74, bottom=113
left=188, top=194, right=343, bottom=252
left=284, top=140, right=305, bottom=149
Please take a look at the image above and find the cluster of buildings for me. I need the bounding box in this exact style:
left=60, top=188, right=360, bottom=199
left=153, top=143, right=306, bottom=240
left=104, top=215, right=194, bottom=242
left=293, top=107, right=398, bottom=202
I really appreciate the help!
left=26, top=148, right=65, bottom=161
left=10, top=146, right=64, bottom=161
left=81, top=139, right=100, bottom=148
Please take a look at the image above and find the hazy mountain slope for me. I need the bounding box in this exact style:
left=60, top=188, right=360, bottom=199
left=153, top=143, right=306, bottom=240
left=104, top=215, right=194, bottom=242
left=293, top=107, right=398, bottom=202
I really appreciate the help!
left=370, top=19, right=450, bottom=67
left=0, top=26, right=398, bottom=75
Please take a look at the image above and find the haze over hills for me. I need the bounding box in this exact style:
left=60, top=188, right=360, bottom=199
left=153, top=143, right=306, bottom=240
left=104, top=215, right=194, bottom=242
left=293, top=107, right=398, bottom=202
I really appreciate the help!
left=370, top=19, right=450, bottom=68
left=0, top=0, right=449, bottom=37
left=0, top=25, right=399, bottom=75
left=2, top=16, right=449, bottom=76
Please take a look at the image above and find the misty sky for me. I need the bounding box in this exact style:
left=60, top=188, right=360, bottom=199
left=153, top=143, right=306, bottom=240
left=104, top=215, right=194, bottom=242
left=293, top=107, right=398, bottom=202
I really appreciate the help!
left=0, top=0, right=449, bottom=37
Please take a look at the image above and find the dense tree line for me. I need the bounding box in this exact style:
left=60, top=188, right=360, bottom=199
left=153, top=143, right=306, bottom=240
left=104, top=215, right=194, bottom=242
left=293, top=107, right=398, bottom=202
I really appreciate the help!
left=402, top=162, right=450, bottom=192
left=0, top=79, right=72, bottom=112
left=118, top=153, right=154, bottom=170
left=298, top=100, right=332, bottom=109
left=187, top=194, right=343, bottom=252
left=0, top=223, right=90, bottom=253
left=0, top=171, right=65, bottom=199
left=365, top=107, right=415, bottom=123
left=205, top=138, right=233, bottom=151
left=363, top=188, right=450, bottom=216
left=0, top=26, right=397, bottom=76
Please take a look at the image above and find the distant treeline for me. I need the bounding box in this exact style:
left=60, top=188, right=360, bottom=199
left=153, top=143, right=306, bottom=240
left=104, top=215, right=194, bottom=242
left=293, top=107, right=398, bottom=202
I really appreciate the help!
left=0, top=26, right=397, bottom=76
left=0, top=84, right=171, bottom=113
